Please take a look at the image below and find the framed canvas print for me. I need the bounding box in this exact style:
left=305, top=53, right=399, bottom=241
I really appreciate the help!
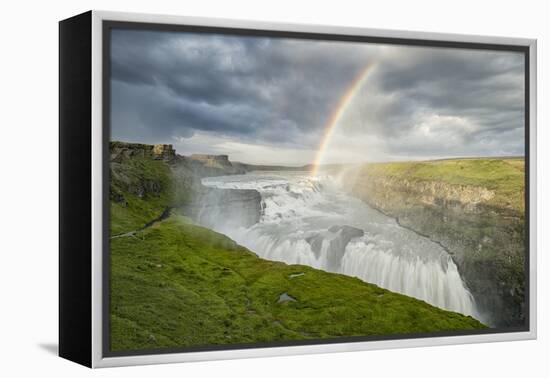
left=59, top=10, right=537, bottom=368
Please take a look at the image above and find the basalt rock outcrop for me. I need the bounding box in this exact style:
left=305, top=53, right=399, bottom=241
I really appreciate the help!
left=306, top=225, right=365, bottom=272
left=182, top=188, right=262, bottom=231
left=110, top=141, right=176, bottom=162
left=153, top=144, right=176, bottom=160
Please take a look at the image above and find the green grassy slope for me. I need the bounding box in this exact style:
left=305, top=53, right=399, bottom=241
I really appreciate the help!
left=110, top=215, right=485, bottom=352
left=110, top=156, right=174, bottom=235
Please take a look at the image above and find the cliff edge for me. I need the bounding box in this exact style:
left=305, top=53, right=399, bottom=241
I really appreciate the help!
left=346, top=158, right=526, bottom=327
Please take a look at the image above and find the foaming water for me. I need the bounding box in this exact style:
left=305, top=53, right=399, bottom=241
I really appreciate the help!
left=201, top=172, right=480, bottom=320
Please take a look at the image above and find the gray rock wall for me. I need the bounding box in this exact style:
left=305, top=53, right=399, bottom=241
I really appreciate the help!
left=348, top=172, right=525, bottom=327
left=182, top=188, right=262, bottom=231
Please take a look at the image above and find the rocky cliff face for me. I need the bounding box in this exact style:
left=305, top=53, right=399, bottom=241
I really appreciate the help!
left=110, top=141, right=176, bottom=162
left=168, top=155, right=259, bottom=230
left=182, top=188, right=262, bottom=231
left=347, top=162, right=525, bottom=327
left=189, top=154, right=230, bottom=167
left=153, top=144, right=176, bottom=160
left=110, top=142, right=246, bottom=198
left=183, top=154, right=246, bottom=176
left=110, top=144, right=172, bottom=207
left=110, top=141, right=261, bottom=235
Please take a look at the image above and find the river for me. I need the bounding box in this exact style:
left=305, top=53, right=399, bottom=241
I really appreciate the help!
left=201, top=171, right=480, bottom=320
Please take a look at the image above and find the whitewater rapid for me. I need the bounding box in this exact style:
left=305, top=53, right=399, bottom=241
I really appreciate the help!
left=201, top=171, right=480, bottom=320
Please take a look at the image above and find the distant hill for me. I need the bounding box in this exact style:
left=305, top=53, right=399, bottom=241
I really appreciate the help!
left=233, top=161, right=311, bottom=172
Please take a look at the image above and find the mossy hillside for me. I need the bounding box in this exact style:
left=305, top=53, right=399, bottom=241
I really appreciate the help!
left=110, top=156, right=175, bottom=235
left=110, top=215, right=485, bottom=352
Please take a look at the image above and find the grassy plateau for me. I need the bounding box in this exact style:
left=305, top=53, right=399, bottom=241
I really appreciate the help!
left=361, top=157, right=524, bottom=212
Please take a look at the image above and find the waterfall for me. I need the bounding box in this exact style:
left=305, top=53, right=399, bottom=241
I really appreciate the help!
left=201, top=172, right=480, bottom=320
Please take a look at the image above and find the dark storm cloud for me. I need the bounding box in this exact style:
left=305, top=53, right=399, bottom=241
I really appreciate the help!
left=110, top=29, right=374, bottom=148
left=378, top=48, right=523, bottom=123
left=334, top=46, right=525, bottom=158
left=110, top=29, right=525, bottom=160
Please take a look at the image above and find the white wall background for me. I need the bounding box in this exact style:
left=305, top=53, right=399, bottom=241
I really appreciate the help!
left=0, top=0, right=546, bottom=376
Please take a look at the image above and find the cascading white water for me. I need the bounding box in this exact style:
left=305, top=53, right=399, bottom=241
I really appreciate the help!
left=201, top=172, right=480, bottom=320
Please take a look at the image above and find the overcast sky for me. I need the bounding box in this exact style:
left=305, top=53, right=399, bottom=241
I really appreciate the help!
left=110, top=29, right=525, bottom=165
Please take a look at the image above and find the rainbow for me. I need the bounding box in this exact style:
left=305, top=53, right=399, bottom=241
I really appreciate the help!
left=310, top=62, right=377, bottom=176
